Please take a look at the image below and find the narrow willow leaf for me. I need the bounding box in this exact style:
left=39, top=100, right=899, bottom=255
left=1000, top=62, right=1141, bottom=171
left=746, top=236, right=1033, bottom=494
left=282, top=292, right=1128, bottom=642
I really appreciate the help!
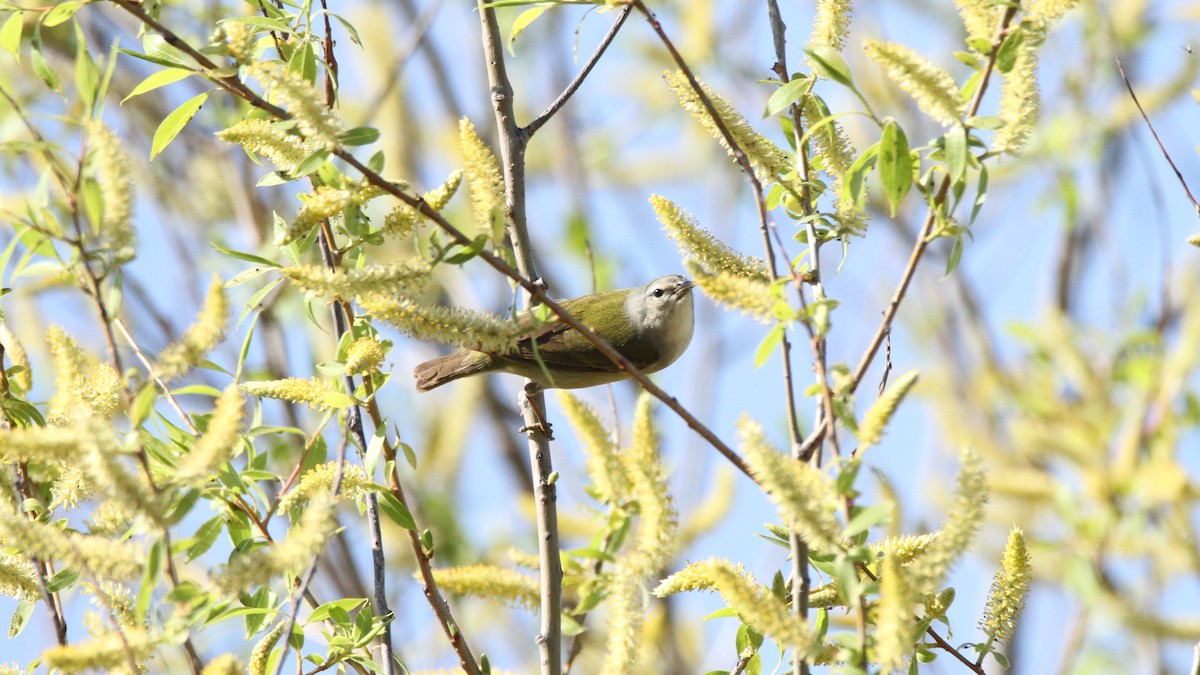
left=509, top=5, right=552, bottom=54
left=122, top=67, right=194, bottom=102
left=806, top=44, right=854, bottom=88
left=0, top=12, right=23, bottom=60
left=764, top=77, right=809, bottom=118
left=151, top=92, right=208, bottom=160
left=945, top=124, right=968, bottom=183
left=878, top=121, right=911, bottom=216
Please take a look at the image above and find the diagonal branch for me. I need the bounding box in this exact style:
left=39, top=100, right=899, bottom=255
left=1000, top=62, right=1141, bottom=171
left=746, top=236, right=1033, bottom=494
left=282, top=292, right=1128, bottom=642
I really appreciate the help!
left=525, top=5, right=632, bottom=139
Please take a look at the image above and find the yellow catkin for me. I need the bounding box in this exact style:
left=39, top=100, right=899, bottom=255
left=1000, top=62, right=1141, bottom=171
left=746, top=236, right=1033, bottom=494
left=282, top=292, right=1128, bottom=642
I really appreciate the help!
left=177, top=384, right=244, bottom=485
left=41, top=629, right=155, bottom=673
left=864, top=40, right=965, bottom=126
left=909, top=448, right=987, bottom=595
left=858, top=370, right=920, bottom=447
left=459, top=117, right=506, bottom=245
left=155, top=277, right=228, bottom=381
left=88, top=122, right=136, bottom=254
left=216, top=118, right=313, bottom=173
left=277, top=185, right=352, bottom=246
left=873, top=550, right=913, bottom=673
left=357, top=295, right=522, bottom=355
left=809, top=0, right=853, bottom=51
left=687, top=261, right=781, bottom=325
left=664, top=70, right=799, bottom=191
left=556, top=392, right=628, bottom=504
left=248, top=621, right=288, bottom=675
left=992, top=37, right=1040, bottom=155
left=240, top=377, right=346, bottom=411
left=978, top=527, right=1031, bottom=645
left=214, top=497, right=335, bottom=594
left=275, top=462, right=372, bottom=512
left=430, top=564, right=539, bottom=610
left=0, top=549, right=39, bottom=600
left=201, top=654, right=244, bottom=675
left=282, top=261, right=430, bottom=300
left=738, top=416, right=842, bottom=551
left=344, top=337, right=386, bottom=376
left=0, top=510, right=143, bottom=580
left=652, top=196, right=767, bottom=281
left=246, top=61, right=345, bottom=150
left=0, top=325, right=32, bottom=392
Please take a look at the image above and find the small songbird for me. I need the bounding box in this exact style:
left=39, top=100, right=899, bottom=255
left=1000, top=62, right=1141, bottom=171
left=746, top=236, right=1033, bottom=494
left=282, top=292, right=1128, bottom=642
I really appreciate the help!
left=414, top=275, right=695, bottom=391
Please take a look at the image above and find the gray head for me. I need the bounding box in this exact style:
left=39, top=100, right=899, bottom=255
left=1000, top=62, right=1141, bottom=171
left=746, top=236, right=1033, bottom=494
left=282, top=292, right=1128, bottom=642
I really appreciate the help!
left=625, top=275, right=695, bottom=368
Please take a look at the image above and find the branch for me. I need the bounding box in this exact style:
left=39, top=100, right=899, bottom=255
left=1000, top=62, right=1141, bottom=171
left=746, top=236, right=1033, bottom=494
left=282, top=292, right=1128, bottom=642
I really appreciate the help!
left=525, top=5, right=632, bottom=138
left=476, top=1, right=562, bottom=671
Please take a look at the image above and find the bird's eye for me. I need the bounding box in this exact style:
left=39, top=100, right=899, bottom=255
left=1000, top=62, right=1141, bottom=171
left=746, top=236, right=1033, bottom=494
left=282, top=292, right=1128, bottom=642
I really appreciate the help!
left=653, top=288, right=664, bottom=298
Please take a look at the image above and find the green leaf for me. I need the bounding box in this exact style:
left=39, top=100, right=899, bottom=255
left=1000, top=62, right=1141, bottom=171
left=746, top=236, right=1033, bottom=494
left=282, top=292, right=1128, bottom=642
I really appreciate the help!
left=805, top=44, right=854, bottom=88
left=377, top=491, right=416, bottom=531
left=878, top=120, right=912, bottom=216
left=43, top=1, right=82, bottom=27
left=444, top=234, right=489, bottom=265
left=293, top=149, right=329, bottom=177
left=764, top=77, right=809, bottom=118
left=753, top=323, right=785, bottom=368
left=122, top=67, right=194, bottom=102
left=185, top=517, right=224, bottom=562
left=969, top=164, right=988, bottom=226
left=170, top=384, right=223, bottom=397
left=842, top=142, right=879, bottom=212
left=508, top=4, right=552, bottom=55
left=2, top=12, right=24, bottom=61
left=136, top=538, right=165, bottom=622
left=307, top=598, right=367, bottom=624
left=8, top=599, right=33, bottom=639
left=130, top=383, right=157, bottom=428
left=151, top=92, right=208, bottom=160
left=995, top=28, right=1025, bottom=74
left=73, top=23, right=98, bottom=110
left=342, top=127, right=379, bottom=146
left=240, top=277, right=283, bottom=324
left=944, top=124, right=968, bottom=184
left=320, top=390, right=356, bottom=409
left=211, top=242, right=281, bottom=268
left=943, top=235, right=964, bottom=278
left=843, top=503, right=892, bottom=539
left=31, top=41, right=62, bottom=93
left=44, top=568, right=79, bottom=593
left=326, top=12, right=363, bottom=48
left=226, top=16, right=293, bottom=33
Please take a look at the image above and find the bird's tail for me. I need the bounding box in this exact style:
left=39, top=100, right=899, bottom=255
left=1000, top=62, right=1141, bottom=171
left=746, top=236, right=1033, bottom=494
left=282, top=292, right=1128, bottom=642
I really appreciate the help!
left=413, top=351, right=492, bottom=391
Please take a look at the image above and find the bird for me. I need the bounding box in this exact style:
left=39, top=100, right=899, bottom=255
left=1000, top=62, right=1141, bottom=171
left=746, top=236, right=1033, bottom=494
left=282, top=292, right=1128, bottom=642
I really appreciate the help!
left=414, top=275, right=695, bottom=391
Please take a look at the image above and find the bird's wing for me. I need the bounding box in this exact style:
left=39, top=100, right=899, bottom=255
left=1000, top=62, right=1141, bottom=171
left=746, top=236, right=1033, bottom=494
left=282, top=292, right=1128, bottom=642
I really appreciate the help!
left=501, top=291, right=659, bottom=373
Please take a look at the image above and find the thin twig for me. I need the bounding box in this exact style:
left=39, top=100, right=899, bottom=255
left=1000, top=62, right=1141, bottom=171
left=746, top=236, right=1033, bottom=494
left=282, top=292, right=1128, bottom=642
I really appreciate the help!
left=525, top=5, right=632, bottom=138
left=113, top=318, right=199, bottom=434
left=1113, top=54, right=1200, bottom=218
left=848, top=3, right=1019, bottom=398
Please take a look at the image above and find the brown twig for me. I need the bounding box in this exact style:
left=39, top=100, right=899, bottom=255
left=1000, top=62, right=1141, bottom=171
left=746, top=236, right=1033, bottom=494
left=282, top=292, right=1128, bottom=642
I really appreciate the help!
left=1113, top=54, right=1200, bottom=219
left=848, top=3, right=1019, bottom=398
left=524, top=5, right=632, bottom=139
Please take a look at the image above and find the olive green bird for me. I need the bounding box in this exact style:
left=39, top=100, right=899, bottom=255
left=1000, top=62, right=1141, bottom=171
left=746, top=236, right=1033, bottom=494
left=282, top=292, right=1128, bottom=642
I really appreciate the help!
left=413, top=275, right=695, bottom=391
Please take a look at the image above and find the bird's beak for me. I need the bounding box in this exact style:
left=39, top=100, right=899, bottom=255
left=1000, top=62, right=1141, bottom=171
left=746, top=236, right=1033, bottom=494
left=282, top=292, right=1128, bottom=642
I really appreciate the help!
left=672, top=279, right=695, bottom=297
